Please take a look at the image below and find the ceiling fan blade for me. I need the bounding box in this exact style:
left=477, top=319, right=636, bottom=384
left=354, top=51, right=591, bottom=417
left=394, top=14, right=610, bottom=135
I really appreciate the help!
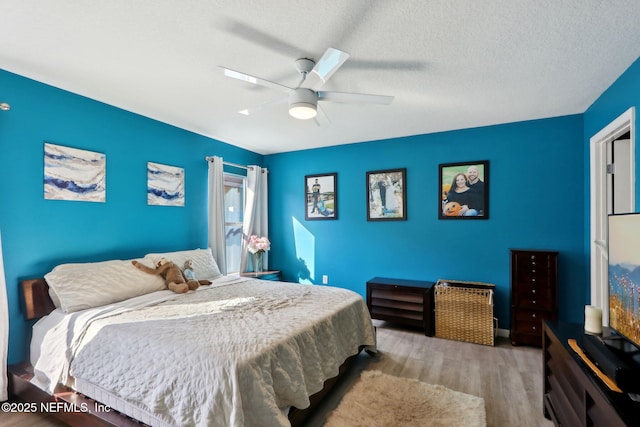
left=318, top=91, right=394, bottom=105
left=302, top=48, right=350, bottom=91
left=219, top=66, right=291, bottom=93
left=238, top=97, right=288, bottom=116
left=346, top=59, right=427, bottom=71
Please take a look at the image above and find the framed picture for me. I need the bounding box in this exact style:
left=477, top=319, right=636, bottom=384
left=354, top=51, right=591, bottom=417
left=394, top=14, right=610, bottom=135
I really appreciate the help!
left=439, top=160, right=488, bottom=219
left=147, top=162, right=185, bottom=207
left=305, top=173, right=337, bottom=220
left=366, top=168, right=407, bottom=221
left=44, top=143, right=106, bottom=203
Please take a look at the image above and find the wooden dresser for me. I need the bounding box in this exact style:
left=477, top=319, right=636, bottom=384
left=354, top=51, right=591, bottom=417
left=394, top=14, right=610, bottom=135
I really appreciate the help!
left=543, top=321, right=639, bottom=427
left=510, top=249, right=558, bottom=346
left=366, top=277, right=435, bottom=336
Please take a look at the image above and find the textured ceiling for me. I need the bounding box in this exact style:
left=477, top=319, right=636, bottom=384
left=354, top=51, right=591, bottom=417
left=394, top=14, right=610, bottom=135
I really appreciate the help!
left=2, top=1, right=640, bottom=154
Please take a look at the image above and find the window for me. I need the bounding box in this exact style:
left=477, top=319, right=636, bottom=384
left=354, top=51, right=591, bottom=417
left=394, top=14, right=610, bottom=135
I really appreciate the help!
left=224, top=173, right=246, bottom=273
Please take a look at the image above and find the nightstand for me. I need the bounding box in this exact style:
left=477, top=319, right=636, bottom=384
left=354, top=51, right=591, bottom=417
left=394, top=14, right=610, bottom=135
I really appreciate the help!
left=240, top=270, right=282, bottom=281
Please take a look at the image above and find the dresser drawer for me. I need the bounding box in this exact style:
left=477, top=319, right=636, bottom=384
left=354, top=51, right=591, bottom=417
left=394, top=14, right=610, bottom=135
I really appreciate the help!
left=370, top=306, right=424, bottom=323
left=370, top=288, right=425, bottom=302
left=370, top=297, right=423, bottom=313
left=516, top=281, right=553, bottom=294
left=517, top=272, right=553, bottom=286
left=514, top=252, right=554, bottom=268
left=515, top=308, right=554, bottom=323
left=513, top=309, right=555, bottom=335
left=515, top=283, right=553, bottom=302
left=517, top=262, right=553, bottom=275
left=516, top=294, right=554, bottom=309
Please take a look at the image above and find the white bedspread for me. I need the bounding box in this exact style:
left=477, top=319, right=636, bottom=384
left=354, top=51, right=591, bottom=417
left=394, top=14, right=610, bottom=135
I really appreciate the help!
left=31, top=277, right=376, bottom=427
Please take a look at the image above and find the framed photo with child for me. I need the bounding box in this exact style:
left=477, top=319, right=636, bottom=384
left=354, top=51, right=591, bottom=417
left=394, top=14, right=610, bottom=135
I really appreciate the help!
left=305, top=173, right=337, bottom=220
left=439, top=161, right=489, bottom=220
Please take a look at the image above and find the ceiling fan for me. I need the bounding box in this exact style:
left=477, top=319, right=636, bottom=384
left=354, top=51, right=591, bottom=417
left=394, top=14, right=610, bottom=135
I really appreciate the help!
left=219, top=48, right=394, bottom=123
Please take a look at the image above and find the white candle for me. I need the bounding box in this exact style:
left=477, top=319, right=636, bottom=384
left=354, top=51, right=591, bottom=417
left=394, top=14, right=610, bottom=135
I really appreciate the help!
left=584, top=305, right=603, bottom=334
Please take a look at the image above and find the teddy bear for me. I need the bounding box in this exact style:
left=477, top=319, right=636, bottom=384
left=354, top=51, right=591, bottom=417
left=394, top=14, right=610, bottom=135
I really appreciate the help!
left=132, top=258, right=211, bottom=293
left=182, top=259, right=196, bottom=281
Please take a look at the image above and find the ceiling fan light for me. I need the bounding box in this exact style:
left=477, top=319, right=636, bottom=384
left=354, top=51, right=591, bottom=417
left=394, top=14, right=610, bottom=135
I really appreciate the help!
left=289, top=103, right=317, bottom=120
left=289, top=88, right=317, bottom=120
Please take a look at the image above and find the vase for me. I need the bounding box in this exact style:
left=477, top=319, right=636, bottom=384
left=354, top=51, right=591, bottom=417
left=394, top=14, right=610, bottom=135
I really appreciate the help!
left=253, top=253, right=263, bottom=273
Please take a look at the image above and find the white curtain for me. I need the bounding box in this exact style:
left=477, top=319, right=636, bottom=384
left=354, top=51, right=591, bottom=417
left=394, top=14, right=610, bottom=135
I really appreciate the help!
left=207, top=156, right=227, bottom=275
left=0, top=229, right=9, bottom=401
left=240, top=166, right=269, bottom=272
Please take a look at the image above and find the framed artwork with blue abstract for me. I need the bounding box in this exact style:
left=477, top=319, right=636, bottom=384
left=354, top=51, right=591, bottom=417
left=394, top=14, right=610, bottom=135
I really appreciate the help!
left=44, top=142, right=106, bottom=202
left=147, top=162, right=185, bottom=206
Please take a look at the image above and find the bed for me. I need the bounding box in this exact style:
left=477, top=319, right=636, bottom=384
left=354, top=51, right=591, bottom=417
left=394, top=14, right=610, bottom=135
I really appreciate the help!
left=12, top=248, right=377, bottom=427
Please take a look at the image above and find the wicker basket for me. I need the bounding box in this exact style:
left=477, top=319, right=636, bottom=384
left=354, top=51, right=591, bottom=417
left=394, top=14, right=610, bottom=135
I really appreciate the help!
left=434, top=280, right=495, bottom=346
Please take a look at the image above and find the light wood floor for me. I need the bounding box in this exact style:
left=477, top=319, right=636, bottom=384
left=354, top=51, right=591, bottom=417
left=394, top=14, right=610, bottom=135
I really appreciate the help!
left=301, top=321, right=554, bottom=427
left=2, top=321, right=554, bottom=427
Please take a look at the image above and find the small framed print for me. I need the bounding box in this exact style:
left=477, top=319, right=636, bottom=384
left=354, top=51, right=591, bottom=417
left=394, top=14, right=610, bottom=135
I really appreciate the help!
left=439, top=160, right=488, bottom=219
left=366, top=168, right=407, bottom=221
left=305, top=173, right=337, bottom=220
left=147, top=162, right=185, bottom=207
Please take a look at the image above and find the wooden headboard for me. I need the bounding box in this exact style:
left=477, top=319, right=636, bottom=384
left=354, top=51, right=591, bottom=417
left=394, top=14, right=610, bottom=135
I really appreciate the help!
left=21, top=278, right=56, bottom=320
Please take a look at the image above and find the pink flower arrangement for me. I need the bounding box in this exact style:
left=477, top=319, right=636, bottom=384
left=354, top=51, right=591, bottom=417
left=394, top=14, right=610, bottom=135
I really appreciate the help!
left=247, top=235, right=271, bottom=254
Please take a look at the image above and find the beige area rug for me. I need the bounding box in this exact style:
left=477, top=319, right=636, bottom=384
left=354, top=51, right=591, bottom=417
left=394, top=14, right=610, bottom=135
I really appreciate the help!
left=324, top=370, right=486, bottom=427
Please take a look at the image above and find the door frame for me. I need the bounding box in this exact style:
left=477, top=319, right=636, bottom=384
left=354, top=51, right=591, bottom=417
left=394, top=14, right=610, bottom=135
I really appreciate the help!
left=589, top=107, right=635, bottom=325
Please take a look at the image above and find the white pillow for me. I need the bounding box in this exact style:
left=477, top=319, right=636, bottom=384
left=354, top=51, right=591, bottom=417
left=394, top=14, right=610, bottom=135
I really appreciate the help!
left=48, top=261, right=95, bottom=308
left=44, top=259, right=165, bottom=313
left=144, top=248, right=222, bottom=281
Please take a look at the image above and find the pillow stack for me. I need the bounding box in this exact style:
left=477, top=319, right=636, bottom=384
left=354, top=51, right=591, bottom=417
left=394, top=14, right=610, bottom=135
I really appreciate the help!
left=45, top=248, right=223, bottom=313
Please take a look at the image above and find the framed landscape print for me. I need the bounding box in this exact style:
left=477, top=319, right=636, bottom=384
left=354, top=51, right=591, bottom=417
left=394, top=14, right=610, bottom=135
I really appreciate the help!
left=305, top=173, right=337, bottom=220
left=439, top=160, right=488, bottom=220
left=366, top=168, right=406, bottom=221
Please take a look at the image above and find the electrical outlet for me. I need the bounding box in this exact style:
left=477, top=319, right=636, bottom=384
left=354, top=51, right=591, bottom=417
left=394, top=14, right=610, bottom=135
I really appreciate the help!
left=322, top=275, right=328, bottom=284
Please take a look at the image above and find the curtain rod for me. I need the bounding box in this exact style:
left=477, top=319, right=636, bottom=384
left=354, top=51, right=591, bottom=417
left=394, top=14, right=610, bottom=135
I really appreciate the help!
left=205, top=156, right=252, bottom=170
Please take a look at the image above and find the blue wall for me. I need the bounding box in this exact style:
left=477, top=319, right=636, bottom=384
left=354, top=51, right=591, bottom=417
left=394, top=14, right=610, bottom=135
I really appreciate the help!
left=3, top=53, right=640, bottom=365
left=584, top=56, right=640, bottom=203
left=0, top=70, right=262, bottom=363
left=264, top=115, right=588, bottom=330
